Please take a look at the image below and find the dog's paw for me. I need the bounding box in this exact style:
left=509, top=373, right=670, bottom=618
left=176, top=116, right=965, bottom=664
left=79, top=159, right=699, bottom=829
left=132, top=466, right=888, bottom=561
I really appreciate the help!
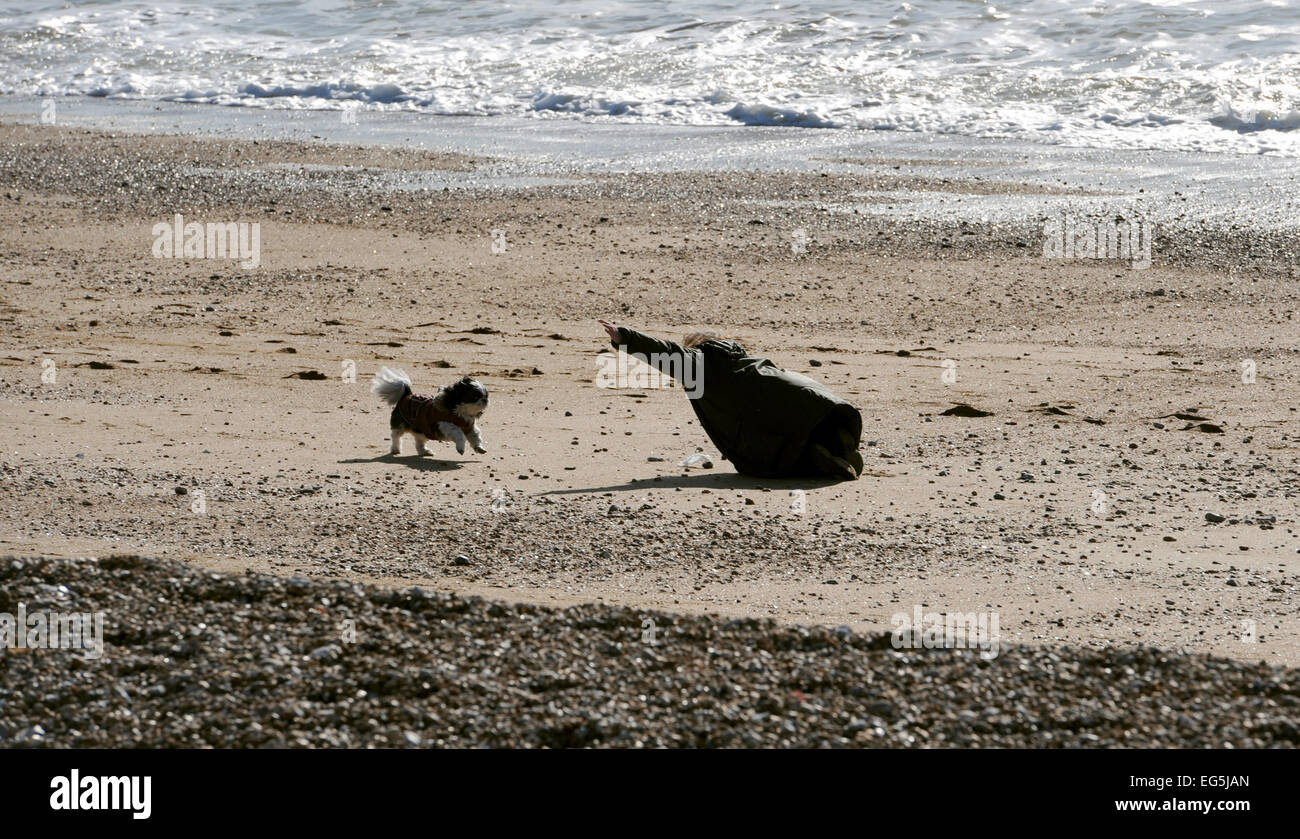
left=455, top=440, right=466, bottom=455
left=473, top=445, right=487, bottom=454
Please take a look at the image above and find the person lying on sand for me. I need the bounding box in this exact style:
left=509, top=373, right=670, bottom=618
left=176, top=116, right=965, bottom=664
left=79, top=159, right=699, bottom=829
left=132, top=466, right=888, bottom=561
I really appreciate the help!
left=598, top=320, right=864, bottom=480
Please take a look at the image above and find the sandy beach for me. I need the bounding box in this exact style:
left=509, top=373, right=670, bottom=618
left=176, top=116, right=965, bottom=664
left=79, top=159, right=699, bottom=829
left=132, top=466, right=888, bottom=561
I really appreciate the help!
left=1, top=112, right=1296, bottom=687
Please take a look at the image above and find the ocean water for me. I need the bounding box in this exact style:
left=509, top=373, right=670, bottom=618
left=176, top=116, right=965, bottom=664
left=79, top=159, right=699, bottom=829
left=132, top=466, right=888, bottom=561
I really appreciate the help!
left=3, top=0, right=1299, bottom=156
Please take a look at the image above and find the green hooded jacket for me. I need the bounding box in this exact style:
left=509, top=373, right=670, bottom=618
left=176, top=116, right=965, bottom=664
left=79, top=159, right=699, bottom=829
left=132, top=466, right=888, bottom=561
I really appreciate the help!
left=612, top=328, right=862, bottom=478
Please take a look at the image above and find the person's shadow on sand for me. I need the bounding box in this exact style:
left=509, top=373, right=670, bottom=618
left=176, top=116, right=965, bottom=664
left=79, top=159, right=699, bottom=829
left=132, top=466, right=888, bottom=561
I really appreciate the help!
left=338, top=454, right=465, bottom=472
left=537, top=472, right=841, bottom=496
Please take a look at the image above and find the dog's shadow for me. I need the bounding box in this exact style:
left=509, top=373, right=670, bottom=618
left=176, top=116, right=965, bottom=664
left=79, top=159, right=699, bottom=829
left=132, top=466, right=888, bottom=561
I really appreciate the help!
left=537, top=472, right=842, bottom=496
left=339, top=454, right=466, bottom=472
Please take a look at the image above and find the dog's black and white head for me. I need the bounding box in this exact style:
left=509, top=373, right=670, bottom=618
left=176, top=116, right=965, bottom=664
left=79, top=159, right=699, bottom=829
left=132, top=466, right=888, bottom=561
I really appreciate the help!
left=443, top=376, right=489, bottom=419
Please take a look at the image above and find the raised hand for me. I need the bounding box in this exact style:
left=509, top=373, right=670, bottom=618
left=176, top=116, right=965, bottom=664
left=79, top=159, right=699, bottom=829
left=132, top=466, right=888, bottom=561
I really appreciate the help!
left=597, top=319, right=622, bottom=343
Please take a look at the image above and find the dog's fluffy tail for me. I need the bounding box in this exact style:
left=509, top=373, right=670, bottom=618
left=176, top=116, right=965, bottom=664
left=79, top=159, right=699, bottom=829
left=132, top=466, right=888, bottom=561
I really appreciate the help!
left=371, top=366, right=412, bottom=407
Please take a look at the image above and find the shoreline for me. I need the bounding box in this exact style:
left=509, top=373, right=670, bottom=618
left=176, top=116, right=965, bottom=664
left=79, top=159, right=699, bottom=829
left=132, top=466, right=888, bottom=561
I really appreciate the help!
left=2, top=102, right=1299, bottom=277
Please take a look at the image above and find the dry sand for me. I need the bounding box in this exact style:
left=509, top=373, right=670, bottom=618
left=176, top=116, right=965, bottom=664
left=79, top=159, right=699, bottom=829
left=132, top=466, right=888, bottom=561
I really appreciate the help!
left=2, top=122, right=1297, bottom=669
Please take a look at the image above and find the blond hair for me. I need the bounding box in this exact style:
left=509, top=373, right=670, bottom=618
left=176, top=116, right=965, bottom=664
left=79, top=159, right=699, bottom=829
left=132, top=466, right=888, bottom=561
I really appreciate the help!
left=683, top=331, right=749, bottom=348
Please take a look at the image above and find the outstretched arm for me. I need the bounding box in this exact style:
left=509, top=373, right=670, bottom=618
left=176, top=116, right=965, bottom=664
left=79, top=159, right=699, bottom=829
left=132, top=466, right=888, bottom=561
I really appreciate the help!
left=596, top=320, right=697, bottom=385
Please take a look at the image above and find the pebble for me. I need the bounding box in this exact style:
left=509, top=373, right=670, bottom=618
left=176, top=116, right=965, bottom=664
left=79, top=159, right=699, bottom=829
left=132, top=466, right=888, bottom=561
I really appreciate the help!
left=1, top=555, right=1293, bottom=749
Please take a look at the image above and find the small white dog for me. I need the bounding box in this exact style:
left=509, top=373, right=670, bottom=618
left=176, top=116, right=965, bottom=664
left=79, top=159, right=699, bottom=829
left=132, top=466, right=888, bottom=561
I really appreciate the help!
left=371, top=367, right=488, bottom=456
